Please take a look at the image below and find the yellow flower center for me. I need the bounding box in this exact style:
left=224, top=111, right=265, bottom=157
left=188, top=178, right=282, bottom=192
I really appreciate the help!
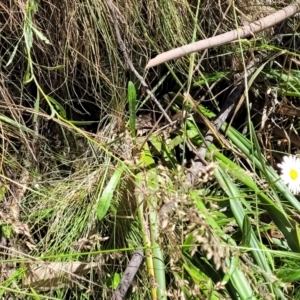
left=290, top=169, right=298, bottom=181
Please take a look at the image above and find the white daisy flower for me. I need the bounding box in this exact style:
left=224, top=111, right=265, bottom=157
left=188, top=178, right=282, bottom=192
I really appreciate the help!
left=278, top=155, right=300, bottom=194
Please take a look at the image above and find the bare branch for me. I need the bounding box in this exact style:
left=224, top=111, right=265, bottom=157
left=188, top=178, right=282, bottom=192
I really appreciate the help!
left=146, top=4, right=299, bottom=69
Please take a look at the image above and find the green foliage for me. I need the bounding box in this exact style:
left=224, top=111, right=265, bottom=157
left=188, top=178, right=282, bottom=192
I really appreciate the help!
left=135, top=142, right=167, bottom=299
left=97, top=164, right=124, bottom=221
left=0, top=0, right=299, bottom=299
left=128, top=81, right=137, bottom=138
left=264, top=69, right=300, bottom=97
left=193, top=71, right=230, bottom=87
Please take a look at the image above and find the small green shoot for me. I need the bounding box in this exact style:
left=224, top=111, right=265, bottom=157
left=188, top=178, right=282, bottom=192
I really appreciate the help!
left=128, top=81, right=137, bottom=138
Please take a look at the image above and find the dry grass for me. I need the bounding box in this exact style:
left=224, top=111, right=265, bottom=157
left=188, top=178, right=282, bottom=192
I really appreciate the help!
left=0, top=0, right=298, bottom=298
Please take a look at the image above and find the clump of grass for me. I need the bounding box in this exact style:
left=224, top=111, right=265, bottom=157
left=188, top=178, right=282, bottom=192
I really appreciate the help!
left=0, top=0, right=299, bottom=299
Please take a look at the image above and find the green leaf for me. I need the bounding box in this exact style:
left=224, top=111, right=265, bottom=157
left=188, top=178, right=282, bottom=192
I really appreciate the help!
left=193, top=71, right=230, bottom=87
left=68, top=120, right=99, bottom=125
left=1, top=223, right=12, bottom=238
left=277, top=268, right=300, bottom=283
left=140, top=143, right=155, bottom=167
left=97, top=165, right=123, bottom=221
left=24, top=21, right=34, bottom=49
left=215, top=125, right=300, bottom=252
left=111, top=273, right=121, bottom=289
left=241, top=216, right=251, bottom=247
left=32, top=26, right=51, bottom=45
left=136, top=142, right=166, bottom=299
left=0, top=114, right=34, bottom=134
left=6, top=39, right=21, bottom=67
left=45, top=96, right=66, bottom=119
left=128, top=81, right=137, bottom=138
left=0, top=185, right=7, bottom=202
left=23, top=63, right=33, bottom=83
left=215, top=166, right=285, bottom=299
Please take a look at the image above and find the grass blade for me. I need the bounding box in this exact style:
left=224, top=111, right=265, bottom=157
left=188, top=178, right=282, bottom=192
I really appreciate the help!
left=128, top=81, right=137, bottom=138
left=97, top=165, right=123, bottom=221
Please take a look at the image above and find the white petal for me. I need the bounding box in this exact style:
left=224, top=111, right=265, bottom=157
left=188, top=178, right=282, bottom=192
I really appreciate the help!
left=278, top=155, right=300, bottom=195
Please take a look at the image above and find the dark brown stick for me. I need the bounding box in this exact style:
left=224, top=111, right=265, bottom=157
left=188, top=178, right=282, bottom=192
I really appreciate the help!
left=112, top=250, right=144, bottom=300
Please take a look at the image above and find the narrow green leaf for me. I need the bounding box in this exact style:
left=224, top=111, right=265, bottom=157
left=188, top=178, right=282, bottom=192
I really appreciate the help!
left=222, top=256, right=239, bottom=286
left=211, top=144, right=300, bottom=252
left=137, top=142, right=166, bottom=299
left=193, top=71, right=230, bottom=87
left=277, top=268, right=300, bottom=283
left=0, top=185, right=7, bottom=202
left=140, top=143, right=155, bottom=167
left=224, top=125, right=300, bottom=214
left=45, top=96, right=66, bottom=119
left=23, top=64, right=33, bottom=83
left=0, top=115, right=34, bottom=134
left=69, top=120, right=99, bottom=125
left=215, top=166, right=286, bottom=299
left=6, top=39, right=21, bottom=67
left=97, top=165, right=123, bottom=221
left=24, top=22, right=33, bottom=49
left=39, top=65, right=64, bottom=70
left=32, top=26, right=51, bottom=45
left=241, top=216, right=251, bottom=248
left=128, top=81, right=137, bottom=138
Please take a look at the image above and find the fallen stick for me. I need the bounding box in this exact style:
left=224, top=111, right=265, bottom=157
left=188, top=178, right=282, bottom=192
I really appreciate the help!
left=146, top=4, right=299, bottom=69
left=112, top=250, right=144, bottom=300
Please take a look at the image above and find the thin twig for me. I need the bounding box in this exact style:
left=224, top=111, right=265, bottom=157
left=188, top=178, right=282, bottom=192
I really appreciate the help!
left=106, top=0, right=173, bottom=125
